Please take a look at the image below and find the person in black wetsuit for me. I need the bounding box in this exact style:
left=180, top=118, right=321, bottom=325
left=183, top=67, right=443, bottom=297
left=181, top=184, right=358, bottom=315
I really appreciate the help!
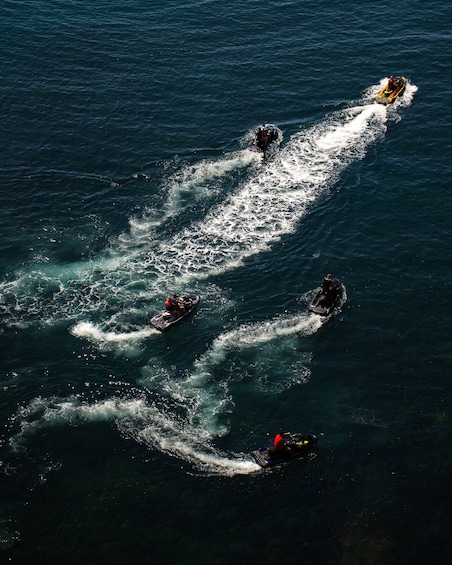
left=320, top=273, right=335, bottom=306
left=322, top=273, right=333, bottom=293
left=254, top=125, right=268, bottom=149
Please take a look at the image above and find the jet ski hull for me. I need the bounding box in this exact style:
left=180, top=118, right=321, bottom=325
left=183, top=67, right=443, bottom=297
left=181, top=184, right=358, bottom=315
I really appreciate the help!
left=252, top=433, right=318, bottom=468
left=150, top=295, right=200, bottom=331
left=308, top=279, right=343, bottom=316
left=375, top=76, right=407, bottom=105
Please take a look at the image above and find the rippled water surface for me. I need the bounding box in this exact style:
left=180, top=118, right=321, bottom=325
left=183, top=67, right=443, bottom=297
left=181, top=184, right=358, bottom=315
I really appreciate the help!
left=1, top=1, right=451, bottom=563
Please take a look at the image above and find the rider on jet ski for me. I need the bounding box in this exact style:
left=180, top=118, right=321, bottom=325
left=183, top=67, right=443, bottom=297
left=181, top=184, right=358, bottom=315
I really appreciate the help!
left=254, top=124, right=277, bottom=151
left=386, top=76, right=403, bottom=93
left=165, top=294, right=187, bottom=317
left=269, top=431, right=293, bottom=457
left=321, top=273, right=334, bottom=297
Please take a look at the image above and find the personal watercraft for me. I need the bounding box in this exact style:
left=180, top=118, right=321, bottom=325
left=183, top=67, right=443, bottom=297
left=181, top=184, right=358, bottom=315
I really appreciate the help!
left=251, top=123, right=279, bottom=154
left=252, top=433, right=318, bottom=468
left=308, top=275, right=343, bottom=316
left=150, top=294, right=200, bottom=331
left=375, top=76, right=407, bottom=105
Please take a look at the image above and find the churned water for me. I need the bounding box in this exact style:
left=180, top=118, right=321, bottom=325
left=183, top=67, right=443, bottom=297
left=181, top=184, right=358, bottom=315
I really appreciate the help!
left=1, top=1, right=451, bottom=563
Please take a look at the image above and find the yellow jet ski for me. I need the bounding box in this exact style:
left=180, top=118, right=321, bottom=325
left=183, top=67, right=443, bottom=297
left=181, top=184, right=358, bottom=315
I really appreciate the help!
left=375, top=76, right=407, bottom=105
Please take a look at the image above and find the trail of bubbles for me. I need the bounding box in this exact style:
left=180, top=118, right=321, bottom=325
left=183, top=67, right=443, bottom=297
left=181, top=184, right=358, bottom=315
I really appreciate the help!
left=122, top=147, right=262, bottom=247
left=69, top=321, right=159, bottom=355
left=141, top=309, right=328, bottom=437
left=125, top=402, right=260, bottom=476
left=163, top=149, right=260, bottom=214
left=8, top=394, right=260, bottom=476
left=9, top=396, right=146, bottom=453
left=8, top=301, right=341, bottom=475
left=0, top=87, right=413, bottom=333
left=143, top=103, right=388, bottom=282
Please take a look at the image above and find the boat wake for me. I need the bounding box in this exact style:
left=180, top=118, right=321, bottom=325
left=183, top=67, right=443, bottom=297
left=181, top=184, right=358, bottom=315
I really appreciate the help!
left=1, top=84, right=414, bottom=475
left=8, top=307, right=336, bottom=476
left=0, top=90, right=403, bottom=330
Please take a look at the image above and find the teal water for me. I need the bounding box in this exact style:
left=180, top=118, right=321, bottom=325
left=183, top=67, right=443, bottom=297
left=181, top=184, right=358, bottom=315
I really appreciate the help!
left=1, top=1, right=451, bottom=563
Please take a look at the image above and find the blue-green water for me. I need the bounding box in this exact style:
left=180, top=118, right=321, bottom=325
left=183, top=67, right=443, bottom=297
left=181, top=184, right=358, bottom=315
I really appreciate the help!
left=1, top=1, right=451, bottom=563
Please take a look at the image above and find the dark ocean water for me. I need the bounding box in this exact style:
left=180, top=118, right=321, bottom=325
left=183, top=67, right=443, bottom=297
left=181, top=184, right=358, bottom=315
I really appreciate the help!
left=1, top=1, right=451, bottom=563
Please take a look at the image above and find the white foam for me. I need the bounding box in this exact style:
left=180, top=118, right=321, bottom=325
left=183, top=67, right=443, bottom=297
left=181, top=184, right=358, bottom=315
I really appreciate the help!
left=139, top=308, right=327, bottom=441
left=10, top=298, right=342, bottom=475
left=3, top=85, right=411, bottom=473
left=1, top=85, right=415, bottom=332
left=70, top=320, right=159, bottom=350
left=147, top=103, right=389, bottom=283
left=10, top=396, right=147, bottom=450
left=127, top=148, right=261, bottom=236
left=10, top=394, right=260, bottom=475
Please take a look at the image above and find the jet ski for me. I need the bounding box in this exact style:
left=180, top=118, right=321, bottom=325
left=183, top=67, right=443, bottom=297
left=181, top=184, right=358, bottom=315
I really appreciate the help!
left=150, top=294, right=200, bottom=331
left=375, top=76, right=407, bottom=105
left=251, top=123, right=279, bottom=154
left=308, top=274, right=343, bottom=316
left=252, top=433, right=318, bottom=468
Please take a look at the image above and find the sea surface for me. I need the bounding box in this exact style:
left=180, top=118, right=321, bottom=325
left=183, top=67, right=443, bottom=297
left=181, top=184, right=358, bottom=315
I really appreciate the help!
left=1, top=1, right=451, bottom=563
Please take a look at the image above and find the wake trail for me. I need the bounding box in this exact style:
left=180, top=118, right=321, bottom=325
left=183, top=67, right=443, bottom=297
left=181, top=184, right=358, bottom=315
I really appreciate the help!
left=2, top=83, right=416, bottom=475
left=0, top=85, right=415, bottom=336
left=148, top=104, right=388, bottom=282
left=9, top=309, right=328, bottom=476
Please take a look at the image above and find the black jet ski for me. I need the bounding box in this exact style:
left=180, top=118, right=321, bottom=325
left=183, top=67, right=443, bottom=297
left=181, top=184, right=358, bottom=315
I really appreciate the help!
left=252, top=123, right=279, bottom=154
left=308, top=274, right=343, bottom=316
left=150, top=294, right=200, bottom=331
left=375, top=76, right=407, bottom=105
left=252, top=433, right=318, bottom=468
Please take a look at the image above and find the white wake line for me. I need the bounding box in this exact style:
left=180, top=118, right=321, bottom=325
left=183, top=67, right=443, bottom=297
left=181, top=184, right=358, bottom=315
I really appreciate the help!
left=12, top=309, right=327, bottom=475
left=69, top=321, right=159, bottom=349
left=1, top=89, right=413, bottom=330
left=9, top=394, right=260, bottom=476
left=69, top=294, right=324, bottom=351
left=126, top=149, right=263, bottom=247
left=147, top=103, right=389, bottom=283
left=12, top=101, right=385, bottom=288
left=203, top=310, right=324, bottom=353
